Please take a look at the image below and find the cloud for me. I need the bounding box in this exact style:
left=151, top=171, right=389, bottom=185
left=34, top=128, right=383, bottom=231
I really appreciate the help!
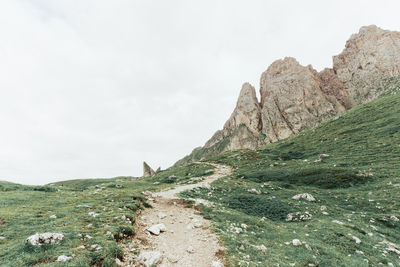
left=0, top=0, right=399, bottom=184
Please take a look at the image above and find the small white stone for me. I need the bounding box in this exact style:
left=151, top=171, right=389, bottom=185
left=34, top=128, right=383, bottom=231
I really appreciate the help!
left=167, top=254, right=179, bottom=263
left=115, top=258, right=123, bottom=266
left=390, top=216, right=399, bottom=222
left=88, top=212, right=99, bottom=217
left=292, top=239, right=301, bottom=246
left=49, top=215, right=57, bottom=219
left=147, top=224, right=167, bottom=235
left=187, top=246, right=195, bottom=253
left=158, top=212, right=167, bottom=219
left=138, top=251, right=163, bottom=267
left=211, top=261, right=224, bottom=267
left=332, top=220, right=344, bottom=225
left=352, top=235, right=361, bottom=244
left=56, top=255, right=72, bottom=262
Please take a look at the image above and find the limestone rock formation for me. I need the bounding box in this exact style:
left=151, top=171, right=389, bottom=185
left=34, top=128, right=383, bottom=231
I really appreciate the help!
left=333, top=25, right=400, bottom=104
left=176, top=25, right=400, bottom=166
left=204, top=83, right=263, bottom=150
left=143, top=162, right=155, bottom=177
left=260, top=57, right=345, bottom=143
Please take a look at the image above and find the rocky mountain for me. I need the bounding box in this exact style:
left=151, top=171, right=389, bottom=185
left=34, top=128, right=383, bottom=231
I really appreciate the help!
left=176, top=25, right=400, bottom=166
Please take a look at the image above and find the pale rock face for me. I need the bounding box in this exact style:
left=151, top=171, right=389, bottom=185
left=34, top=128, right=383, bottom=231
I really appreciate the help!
left=205, top=83, right=262, bottom=150
left=260, top=57, right=344, bottom=143
left=143, top=161, right=155, bottom=177
left=333, top=25, right=400, bottom=104
left=223, top=83, right=262, bottom=137
left=176, top=25, right=400, bottom=166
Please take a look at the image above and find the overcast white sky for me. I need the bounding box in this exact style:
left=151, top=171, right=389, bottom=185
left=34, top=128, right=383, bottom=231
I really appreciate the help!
left=0, top=0, right=399, bottom=185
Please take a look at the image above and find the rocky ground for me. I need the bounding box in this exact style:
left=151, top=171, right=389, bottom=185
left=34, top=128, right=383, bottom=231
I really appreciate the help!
left=121, top=164, right=232, bottom=266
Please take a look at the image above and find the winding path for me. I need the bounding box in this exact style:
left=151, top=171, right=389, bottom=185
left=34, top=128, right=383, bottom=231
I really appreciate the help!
left=123, top=163, right=232, bottom=267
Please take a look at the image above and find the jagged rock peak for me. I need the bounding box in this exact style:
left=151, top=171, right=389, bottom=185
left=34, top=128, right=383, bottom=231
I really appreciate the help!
left=175, top=25, right=400, bottom=166
left=223, top=82, right=262, bottom=136
left=259, top=57, right=345, bottom=143
left=143, top=161, right=155, bottom=177
left=333, top=25, right=400, bottom=104
left=204, top=83, right=263, bottom=151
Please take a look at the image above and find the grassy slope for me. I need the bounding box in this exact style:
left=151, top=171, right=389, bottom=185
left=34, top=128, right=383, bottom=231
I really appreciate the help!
left=180, top=90, right=400, bottom=266
left=0, top=163, right=213, bottom=266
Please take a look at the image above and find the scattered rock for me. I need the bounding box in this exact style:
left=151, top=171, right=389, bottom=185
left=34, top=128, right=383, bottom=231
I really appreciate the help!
left=147, top=223, right=167, bottom=235
left=320, top=205, right=327, bottom=211
left=292, top=239, right=302, bottom=246
left=49, top=215, right=57, bottom=219
left=390, top=215, right=399, bottom=222
left=211, top=261, right=224, bottom=267
left=247, top=188, right=261, bottom=195
left=292, top=193, right=316, bottom=202
left=256, top=244, right=267, bottom=252
left=115, top=258, right=123, bottom=266
left=167, top=254, right=180, bottom=263
left=332, top=220, right=345, bottom=225
left=187, top=246, right=195, bottom=253
left=56, top=255, right=72, bottom=262
left=286, top=212, right=312, bottom=222
left=0, top=236, right=5, bottom=240
left=88, top=212, right=99, bottom=218
left=138, top=251, right=163, bottom=267
left=157, top=212, right=167, bottom=219
left=27, top=233, right=64, bottom=246
left=351, top=235, right=361, bottom=244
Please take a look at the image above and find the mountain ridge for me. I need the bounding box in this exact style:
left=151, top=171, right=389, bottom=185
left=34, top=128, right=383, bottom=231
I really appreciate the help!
left=176, top=25, right=400, bottom=166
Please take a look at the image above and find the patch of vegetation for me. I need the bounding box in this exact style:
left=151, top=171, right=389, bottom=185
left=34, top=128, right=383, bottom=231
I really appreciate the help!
left=180, top=90, right=400, bottom=266
left=0, top=163, right=213, bottom=266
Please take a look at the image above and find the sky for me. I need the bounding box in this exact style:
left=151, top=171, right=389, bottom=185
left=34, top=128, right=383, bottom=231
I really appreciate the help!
left=0, top=0, right=399, bottom=185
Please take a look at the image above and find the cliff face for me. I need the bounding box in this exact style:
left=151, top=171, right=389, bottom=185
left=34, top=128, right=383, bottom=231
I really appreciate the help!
left=260, top=57, right=345, bottom=144
left=176, top=25, right=400, bottom=165
left=333, top=25, right=400, bottom=104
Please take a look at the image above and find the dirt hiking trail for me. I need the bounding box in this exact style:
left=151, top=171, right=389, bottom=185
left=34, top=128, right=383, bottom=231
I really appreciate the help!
left=122, top=163, right=232, bottom=267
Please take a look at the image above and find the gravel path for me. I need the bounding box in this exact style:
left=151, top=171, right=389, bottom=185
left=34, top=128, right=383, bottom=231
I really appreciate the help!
left=122, top=163, right=232, bottom=267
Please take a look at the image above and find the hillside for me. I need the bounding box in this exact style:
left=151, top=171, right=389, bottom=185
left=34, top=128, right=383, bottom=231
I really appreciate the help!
left=180, top=86, right=400, bottom=266
left=0, top=82, right=399, bottom=266
left=176, top=25, right=400, bottom=166
left=0, top=163, right=213, bottom=266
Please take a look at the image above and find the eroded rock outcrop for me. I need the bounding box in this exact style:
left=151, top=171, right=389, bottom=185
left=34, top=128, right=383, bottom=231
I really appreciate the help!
left=143, top=162, right=155, bottom=177
left=203, top=83, right=264, bottom=152
left=176, top=25, right=400, bottom=165
left=333, top=25, right=400, bottom=104
left=260, top=57, right=345, bottom=143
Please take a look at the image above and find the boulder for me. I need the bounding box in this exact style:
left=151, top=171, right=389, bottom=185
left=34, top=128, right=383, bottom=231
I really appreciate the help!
left=286, top=212, right=312, bottom=222
left=27, top=233, right=64, bottom=246
left=56, top=255, right=72, bottom=262
left=138, top=251, right=163, bottom=267
left=292, top=193, right=316, bottom=202
left=147, top=223, right=167, bottom=235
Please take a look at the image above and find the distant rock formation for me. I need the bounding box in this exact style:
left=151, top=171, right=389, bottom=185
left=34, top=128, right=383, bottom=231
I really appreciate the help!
left=333, top=25, right=400, bottom=104
left=143, top=162, right=155, bottom=177
left=259, top=57, right=345, bottom=144
left=176, top=25, right=400, bottom=166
